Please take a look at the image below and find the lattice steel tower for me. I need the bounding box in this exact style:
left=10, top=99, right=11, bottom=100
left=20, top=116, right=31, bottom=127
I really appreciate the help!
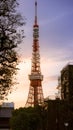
left=25, top=1, right=44, bottom=107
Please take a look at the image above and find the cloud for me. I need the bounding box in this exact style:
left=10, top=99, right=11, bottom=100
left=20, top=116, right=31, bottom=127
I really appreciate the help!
left=40, top=10, right=73, bottom=26
left=46, top=75, right=58, bottom=81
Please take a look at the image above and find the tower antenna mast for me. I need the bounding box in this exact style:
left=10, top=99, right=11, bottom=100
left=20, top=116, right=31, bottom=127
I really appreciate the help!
left=35, top=0, right=37, bottom=25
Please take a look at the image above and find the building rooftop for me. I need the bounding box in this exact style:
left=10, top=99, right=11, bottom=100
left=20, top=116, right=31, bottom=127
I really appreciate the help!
left=0, top=102, right=14, bottom=118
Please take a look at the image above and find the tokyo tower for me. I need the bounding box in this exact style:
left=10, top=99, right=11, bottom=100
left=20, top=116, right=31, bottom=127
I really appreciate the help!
left=25, top=1, right=44, bottom=107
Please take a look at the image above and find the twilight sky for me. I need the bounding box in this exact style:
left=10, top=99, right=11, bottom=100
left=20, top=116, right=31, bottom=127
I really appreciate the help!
left=6, top=0, right=73, bottom=108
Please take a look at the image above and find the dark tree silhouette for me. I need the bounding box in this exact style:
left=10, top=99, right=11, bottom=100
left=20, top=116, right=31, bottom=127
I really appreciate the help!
left=10, top=106, right=43, bottom=130
left=0, top=0, right=25, bottom=100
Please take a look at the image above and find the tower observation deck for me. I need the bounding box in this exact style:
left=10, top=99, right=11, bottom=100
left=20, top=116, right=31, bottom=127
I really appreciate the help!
left=25, top=1, right=44, bottom=107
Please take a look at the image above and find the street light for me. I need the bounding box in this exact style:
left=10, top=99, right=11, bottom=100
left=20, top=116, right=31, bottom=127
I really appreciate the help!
left=64, top=122, right=69, bottom=130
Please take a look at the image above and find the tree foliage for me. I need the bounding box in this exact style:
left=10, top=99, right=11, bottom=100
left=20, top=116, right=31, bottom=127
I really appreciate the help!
left=10, top=106, right=45, bottom=130
left=0, top=0, right=25, bottom=100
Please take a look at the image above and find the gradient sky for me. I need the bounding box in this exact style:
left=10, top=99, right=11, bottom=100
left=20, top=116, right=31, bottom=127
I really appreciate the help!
left=5, top=0, right=73, bottom=108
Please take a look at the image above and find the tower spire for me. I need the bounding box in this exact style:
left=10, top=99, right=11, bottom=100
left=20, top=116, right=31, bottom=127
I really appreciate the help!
left=35, top=0, right=37, bottom=25
left=25, top=1, right=44, bottom=107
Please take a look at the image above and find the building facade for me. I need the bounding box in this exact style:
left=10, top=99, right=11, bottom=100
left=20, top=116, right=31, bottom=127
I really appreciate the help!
left=61, top=64, right=73, bottom=100
left=0, top=102, right=14, bottom=130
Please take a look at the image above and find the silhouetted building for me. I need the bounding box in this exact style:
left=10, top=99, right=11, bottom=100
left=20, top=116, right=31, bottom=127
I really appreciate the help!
left=0, top=102, right=14, bottom=130
left=61, top=64, right=73, bottom=101
left=46, top=99, right=73, bottom=130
